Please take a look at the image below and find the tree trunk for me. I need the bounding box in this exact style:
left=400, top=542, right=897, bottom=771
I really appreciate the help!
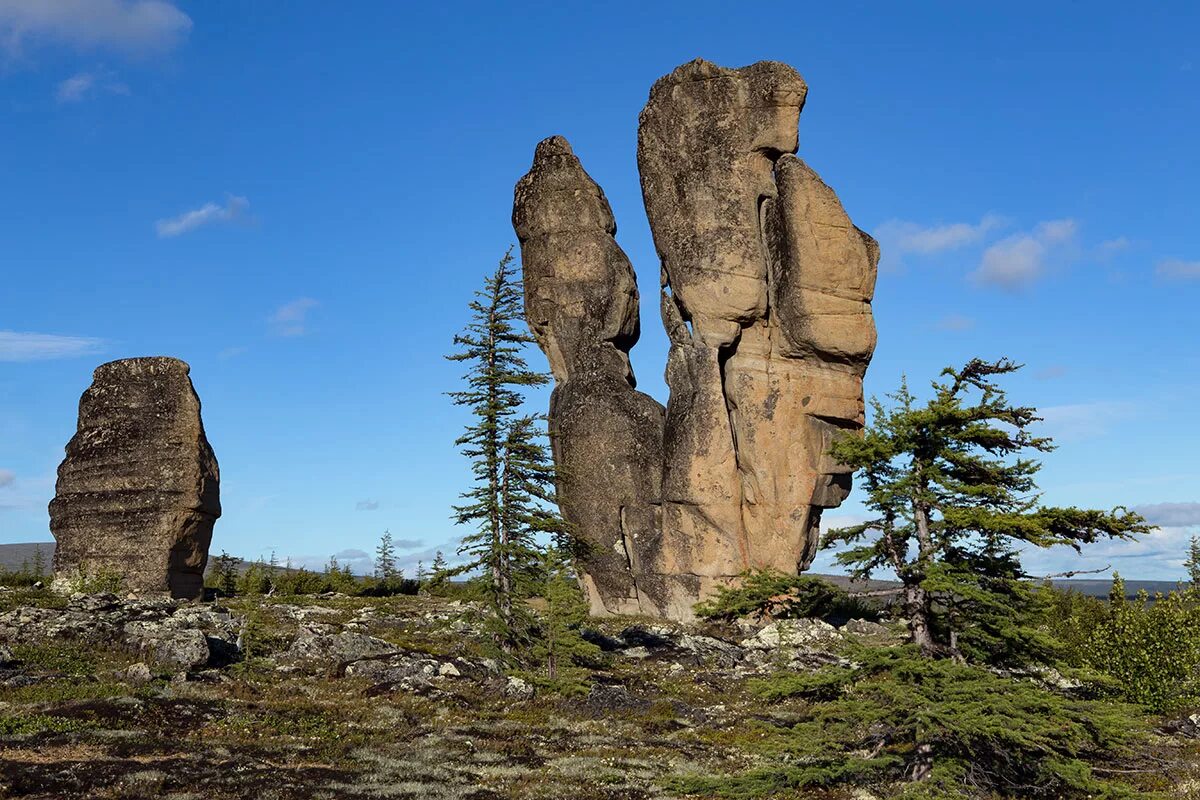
left=911, top=742, right=934, bottom=782
left=905, top=583, right=935, bottom=656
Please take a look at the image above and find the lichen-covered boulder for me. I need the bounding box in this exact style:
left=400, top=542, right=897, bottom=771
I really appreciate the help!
left=49, top=357, right=221, bottom=600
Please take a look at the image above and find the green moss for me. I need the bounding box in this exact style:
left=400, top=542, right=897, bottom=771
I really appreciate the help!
left=0, top=713, right=96, bottom=736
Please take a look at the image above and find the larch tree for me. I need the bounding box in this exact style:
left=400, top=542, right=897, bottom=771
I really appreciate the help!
left=824, top=358, right=1150, bottom=663
left=447, top=249, right=559, bottom=649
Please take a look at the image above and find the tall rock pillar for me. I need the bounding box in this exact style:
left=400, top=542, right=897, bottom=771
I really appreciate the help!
left=49, top=357, right=221, bottom=600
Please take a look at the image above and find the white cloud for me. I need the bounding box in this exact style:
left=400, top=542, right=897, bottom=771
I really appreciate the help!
left=935, top=314, right=974, bottom=332
left=0, top=330, right=104, bottom=362
left=156, top=195, right=248, bottom=238
left=55, top=68, right=129, bottom=103
left=971, top=219, right=1077, bottom=290
left=874, top=214, right=1004, bottom=271
left=218, top=345, right=247, bottom=360
left=1156, top=259, right=1200, bottom=282
left=1023, top=524, right=1198, bottom=582
left=270, top=298, right=319, bottom=337
left=1095, top=237, right=1130, bottom=260
left=355, top=499, right=380, bottom=511
left=0, top=469, right=14, bottom=488
left=0, top=0, right=191, bottom=58
left=1134, top=502, right=1200, bottom=528
left=1038, top=400, right=1134, bottom=443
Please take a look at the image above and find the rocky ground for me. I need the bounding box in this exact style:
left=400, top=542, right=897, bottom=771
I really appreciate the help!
left=0, top=588, right=1195, bottom=800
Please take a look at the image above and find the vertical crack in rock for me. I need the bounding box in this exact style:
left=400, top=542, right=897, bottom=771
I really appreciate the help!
left=515, top=59, right=878, bottom=620
left=513, top=136, right=666, bottom=616
left=49, top=357, right=221, bottom=600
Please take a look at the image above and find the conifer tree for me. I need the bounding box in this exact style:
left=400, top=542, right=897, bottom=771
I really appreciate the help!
left=215, top=550, right=239, bottom=596
left=1184, top=536, right=1200, bottom=587
left=824, top=358, right=1150, bottom=663
left=535, top=547, right=599, bottom=680
left=447, top=249, right=559, bottom=649
left=375, top=530, right=398, bottom=588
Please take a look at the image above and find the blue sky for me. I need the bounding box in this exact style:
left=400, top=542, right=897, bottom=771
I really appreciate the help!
left=1, top=1, right=1196, bottom=580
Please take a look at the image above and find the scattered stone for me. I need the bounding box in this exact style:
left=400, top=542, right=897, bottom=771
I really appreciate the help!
left=0, top=593, right=238, bottom=672
left=49, top=357, right=221, bottom=600
left=127, top=625, right=210, bottom=671
left=123, top=662, right=153, bottom=684
left=504, top=676, right=535, bottom=700
left=285, top=629, right=400, bottom=665
left=744, top=618, right=842, bottom=651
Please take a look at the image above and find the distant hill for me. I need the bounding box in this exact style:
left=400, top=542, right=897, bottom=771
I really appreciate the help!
left=0, top=542, right=54, bottom=572
left=0, top=543, right=1185, bottom=598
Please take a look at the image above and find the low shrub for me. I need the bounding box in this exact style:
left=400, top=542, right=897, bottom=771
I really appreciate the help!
left=693, top=569, right=877, bottom=624
left=668, top=646, right=1154, bottom=799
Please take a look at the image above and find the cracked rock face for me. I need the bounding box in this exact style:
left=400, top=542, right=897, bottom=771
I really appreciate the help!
left=49, top=357, right=221, bottom=600
left=514, top=59, right=877, bottom=620
left=514, top=136, right=666, bottom=615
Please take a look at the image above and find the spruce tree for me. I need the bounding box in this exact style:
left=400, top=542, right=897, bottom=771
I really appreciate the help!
left=215, top=550, right=238, bottom=596
left=1184, top=536, right=1200, bottom=587
left=824, top=358, right=1150, bottom=663
left=535, top=547, right=599, bottom=680
left=447, top=249, right=558, bottom=649
left=375, top=530, right=397, bottom=588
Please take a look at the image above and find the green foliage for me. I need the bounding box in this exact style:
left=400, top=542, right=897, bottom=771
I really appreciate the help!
left=0, top=713, right=94, bottom=736
left=272, top=565, right=327, bottom=595
left=824, top=358, right=1149, bottom=663
left=207, top=550, right=239, bottom=596
left=1082, top=583, right=1200, bottom=712
left=236, top=558, right=274, bottom=595
left=1185, top=536, right=1200, bottom=587
left=67, top=562, right=125, bottom=594
left=374, top=530, right=399, bottom=589
left=671, top=646, right=1153, bottom=800
left=11, top=642, right=100, bottom=676
left=447, top=249, right=563, bottom=648
left=529, top=547, right=602, bottom=683
left=1036, top=583, right=1110, bottom=668
left=693, top=569, right=876, bottom=624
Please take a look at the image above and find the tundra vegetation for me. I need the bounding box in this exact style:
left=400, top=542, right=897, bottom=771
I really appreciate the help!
left=2, top=267, right=1198, bottom=799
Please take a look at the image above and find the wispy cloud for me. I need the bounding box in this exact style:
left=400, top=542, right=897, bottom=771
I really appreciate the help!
left=971, top=219, right=1077, bottom=290
left=393, top=538, right=424, bottom=550
left=56, top=68, right=129, bottom=103
left=874, top=214, right=1004, bottom=271
left=0, top=0, right=192, bottom=58
left=1034, top=364, right=1068, bottom=381
left=1133, top=502, right=1200, bottom=528
left=0, top=469, right=14, bottom=488
left=217, top=346, right=247, bottom=360
left=0, top=330, right=104, bottom=362
left=270, top=298, right=319, bottom=337
left=1022, top=524, right=1196, bottom=582
left=1095, top=237, right=1131, bottom=261
left=156, top=195, right=248, bottom=238
left=355, top=499, right=379, bottom=511
left=1038, top=399, right=1135, bottom=443
left=935, top=314, right=974, bottom=332
left=1156, top=259, right=1200, bottom=282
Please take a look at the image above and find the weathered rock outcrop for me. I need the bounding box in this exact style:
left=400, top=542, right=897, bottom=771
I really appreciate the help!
left=514, top=59, right=878, bottom=620
left=49, top=357, right=221, bottom=600
left=513, top=136, right=666, bottom=615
